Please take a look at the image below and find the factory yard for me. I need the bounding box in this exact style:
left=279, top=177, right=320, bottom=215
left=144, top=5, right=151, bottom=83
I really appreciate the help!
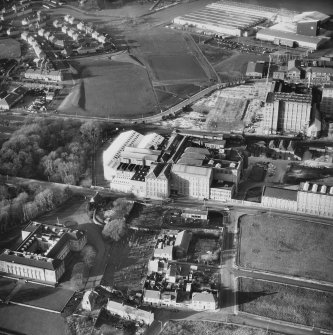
left=239, top=214, right=333, bottom=283
left=238, top=278, right=333, bottom=330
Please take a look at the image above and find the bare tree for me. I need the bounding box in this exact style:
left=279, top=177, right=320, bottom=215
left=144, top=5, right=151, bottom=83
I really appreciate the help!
left=102, top=218, right=127, bottom=241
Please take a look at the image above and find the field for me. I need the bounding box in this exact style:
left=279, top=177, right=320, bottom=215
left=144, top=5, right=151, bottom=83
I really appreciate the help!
left=161, top=320, right=283, bottom=335
left=238, top=278, right=333, bottom=330
left=0, top=39, right=21, bottom=59
left=59, top=57, right=158, bottom=118
left=146, top=54, right=208, bottom=82
left=0, top=304, right=67, bottom=335
left=239, top=214, right=333, bottom=282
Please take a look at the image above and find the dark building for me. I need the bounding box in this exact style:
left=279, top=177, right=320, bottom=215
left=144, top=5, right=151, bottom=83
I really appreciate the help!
left=296, top=21, right=320, bottom=37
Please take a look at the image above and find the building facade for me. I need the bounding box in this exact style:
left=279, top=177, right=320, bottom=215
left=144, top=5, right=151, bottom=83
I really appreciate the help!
left=261, top=186, right=298, bottom=211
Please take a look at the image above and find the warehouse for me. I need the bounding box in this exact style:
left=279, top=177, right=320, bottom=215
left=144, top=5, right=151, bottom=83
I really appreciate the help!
left=173, top=1, right=268, bottom=37
left=256, top=28, right=327, bottom=50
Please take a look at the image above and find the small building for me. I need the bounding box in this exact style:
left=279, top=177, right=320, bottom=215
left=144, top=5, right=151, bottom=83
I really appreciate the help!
left=273, top=71, right=285, bottom=80
left=261, top=186, right=298, bottom=211
left=106, top=300, right=154, bottom=325
left=81, top=290, right=99, bottom=311
left=191, top=292, right=217, bottom=310
left=210, top=180, right=235, bottom=201
left=182, top=209, right=208, bottom=220
left=246, top=61, right=265, bottom=78
left=153, top=245, right=173, bottom=260
left=143, top=289, right=161, bottom=305
left=174, top=230, right=192, bottom=258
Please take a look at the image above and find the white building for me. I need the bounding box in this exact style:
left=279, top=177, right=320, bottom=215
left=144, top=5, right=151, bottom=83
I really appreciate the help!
left=25, top=68, right=63, bottom=82
left=106, top=300, right=154, bottom=325
left=261, top=186, right=298, bottom=212
left=191, top=292, right=217, bottom=310
left=143, top=289, right=161, bottom=305
left=321, top=87, right=333, bottom=120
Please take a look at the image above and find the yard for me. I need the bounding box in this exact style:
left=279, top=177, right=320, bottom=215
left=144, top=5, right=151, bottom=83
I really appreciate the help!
left=239, top=214, right=333, bottom=282
left=238, top=278, right=333, bottom=330
left=128, top=203, right=167, bottom=229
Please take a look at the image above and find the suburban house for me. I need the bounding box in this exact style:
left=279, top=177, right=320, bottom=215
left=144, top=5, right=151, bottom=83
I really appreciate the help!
left=191, top=291, right=218, bottom=310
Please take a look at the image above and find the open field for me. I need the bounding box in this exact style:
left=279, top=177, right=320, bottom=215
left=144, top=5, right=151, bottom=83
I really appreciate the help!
left=0, top=304, right=67, bottom=335
left=238, top=278, right=333, bottom=330
left=239, top=214, right=333, bottom=282
left=0, top=39, right=21, bottom=59
left=161, top=320, right=284, bottom=335
left=147, top=54, right=208, bottom=82
left=60, top=57, right=158, bottom=118
left=10, top=282, right=74, bottom=312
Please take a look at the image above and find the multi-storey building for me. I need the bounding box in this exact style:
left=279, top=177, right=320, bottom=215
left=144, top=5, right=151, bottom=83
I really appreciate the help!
left=145, top=163, right=171, bottom=199
left=171, top=164, right=212, bottom=199
left=0, top=222, right=86, bottom=284
left=261, top=186, right=298, bottom=211
left=321, top=87, right=333, bottom=121
left=306, top=67, right=333, bottom=83
left=297, top=182, right=333, bottom=217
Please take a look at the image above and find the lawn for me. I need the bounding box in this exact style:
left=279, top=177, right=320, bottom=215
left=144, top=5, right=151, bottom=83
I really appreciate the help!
left=11, top=282, right=74, bottom=312
left=161, top=320, right=284, bottom=335
left=0, top=304, right=67, bottom=335
left=59, top=58, right=158, bottom=119
left=238, top=278, right=333, bottom=330
left=0, top=39, right=21, bottom=59
left=146, top=54, right=208, bottom=82
left=239, top=214, right=333, bottom=282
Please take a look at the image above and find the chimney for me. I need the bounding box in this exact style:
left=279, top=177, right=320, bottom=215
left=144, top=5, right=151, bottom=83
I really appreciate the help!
left=321, top=185, right=327, bottom=194
left=303, top=181, right=309, bottom=191
left=312, top=184, right=318, bottom=192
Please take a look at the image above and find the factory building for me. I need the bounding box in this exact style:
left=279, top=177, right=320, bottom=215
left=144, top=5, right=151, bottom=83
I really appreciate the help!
left=297, top=182, right=333, bottom=217
left=256, top=28, right=327, bottom=50
left=0, top=222, right=86, bottom=284
left=0, top=86, right=27, bottom=110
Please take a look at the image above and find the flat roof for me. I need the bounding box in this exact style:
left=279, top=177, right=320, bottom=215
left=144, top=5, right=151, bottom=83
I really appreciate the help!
left=172, top=164, right=212, bottom=178
left=263, top=186, right=297, bottom=201
left=257, top=28, right=325, bottom=45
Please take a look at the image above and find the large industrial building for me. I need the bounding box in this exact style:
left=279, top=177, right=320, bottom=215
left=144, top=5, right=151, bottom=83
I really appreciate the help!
left=259, top=90, right=312, bottom=134
left=0, top=222, right=87, bottom=284
left=262, top=182, right=333, bottom=218
left=103, top=130, right=242, bottom=201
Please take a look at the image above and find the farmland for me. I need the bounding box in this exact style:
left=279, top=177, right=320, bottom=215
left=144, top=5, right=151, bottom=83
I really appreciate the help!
left=238, top=278, right=333, bottom=330
left=239, top=214, right=333, bottom=282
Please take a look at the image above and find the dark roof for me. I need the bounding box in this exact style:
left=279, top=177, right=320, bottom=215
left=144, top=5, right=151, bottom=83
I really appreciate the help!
left=131, top=165, right=150, bottom=181
left=246, top=61, right=264, bottom=74
left=263, top=186, right=297, bottom=201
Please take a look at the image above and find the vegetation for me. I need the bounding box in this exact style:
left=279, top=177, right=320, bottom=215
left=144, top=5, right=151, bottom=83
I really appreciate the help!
left=0, top=183, right=72, bottom=233
left=238, top=278, right=333, bottom=330
left=0, top=119, right=102, bottom=185
left=81, top=245, right=97, bottom=269
left=161, top=320, right=283, bottom=335
left=102, top=218, right=127, bottom=241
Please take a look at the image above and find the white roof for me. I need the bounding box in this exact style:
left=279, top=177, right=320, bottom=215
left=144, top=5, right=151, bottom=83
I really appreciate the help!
left=137, top=133, right=164, bottom=149
left=144, top=290, right=160, bottom=300
left=172, top=164, right=212, bottom=178
left=294, top=11, right=330, bottom=23
left=192, top=292, right=216, bottom=303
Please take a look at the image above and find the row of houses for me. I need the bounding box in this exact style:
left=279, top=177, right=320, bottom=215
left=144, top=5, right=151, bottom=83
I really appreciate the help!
left=21, top=31, right=45, bottom=59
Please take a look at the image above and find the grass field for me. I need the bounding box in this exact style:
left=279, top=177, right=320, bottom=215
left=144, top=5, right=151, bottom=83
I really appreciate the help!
left=238, top=278, right=333, bottom=330
left=239, top=214, right=333, bottom=282
left=60, top=57, right=158, bottom=118
left=161, top=320, right=284, bottom=335
left=146, top=54, right=208, bottom=82
left=0, top=39, right=21, bottom=59
left=0, top=304, right=67, bottom=335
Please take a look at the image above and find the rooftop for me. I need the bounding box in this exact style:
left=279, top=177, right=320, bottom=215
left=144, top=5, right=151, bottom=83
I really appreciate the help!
left=263, top=186, right=297, bottom=201
left=172, top=164, right=212, bottom=178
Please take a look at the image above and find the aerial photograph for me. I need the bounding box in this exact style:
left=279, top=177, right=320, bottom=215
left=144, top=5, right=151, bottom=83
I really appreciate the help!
left=0, top=0, right=333, bottom=334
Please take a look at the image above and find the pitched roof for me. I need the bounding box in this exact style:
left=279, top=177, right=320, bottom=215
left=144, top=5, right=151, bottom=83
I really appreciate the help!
left=175, top=230, right=192, bottom=252
left=192, top=292, right=216, bottom=303
left=172, top=164, right=212, bottom=178
left=263, top=186, right=297, bottom=201
left=144, top=290, right=160, bottom=300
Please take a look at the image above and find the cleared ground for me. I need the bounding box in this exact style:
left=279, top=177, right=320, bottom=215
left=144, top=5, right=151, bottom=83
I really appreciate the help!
left=0, top=304, right=67, bottom=335
left=146, top=54, right=208, bottom=82
left=161, top=320, right=284, bottom=335
left=239, top=214, right=333, bottom=282
left=60, top=57, right=158, bottom=118
left=238, top=278, right=333, bottom=330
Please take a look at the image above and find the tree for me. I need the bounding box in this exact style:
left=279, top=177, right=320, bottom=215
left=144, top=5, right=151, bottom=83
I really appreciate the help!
left=80, top=245, right=97, bottom=269
left=80, top=121, right=102, bottom=145
left=102, top=218, right=127, bottom=241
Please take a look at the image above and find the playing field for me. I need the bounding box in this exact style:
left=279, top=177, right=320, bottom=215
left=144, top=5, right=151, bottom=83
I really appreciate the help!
left=60, top=57, right=158, bottom=119
left=146, top=54, right=208, bottom=81
left=239, top=278, right=333, bottom=330
left=239, top=214, right=333, bottom=282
